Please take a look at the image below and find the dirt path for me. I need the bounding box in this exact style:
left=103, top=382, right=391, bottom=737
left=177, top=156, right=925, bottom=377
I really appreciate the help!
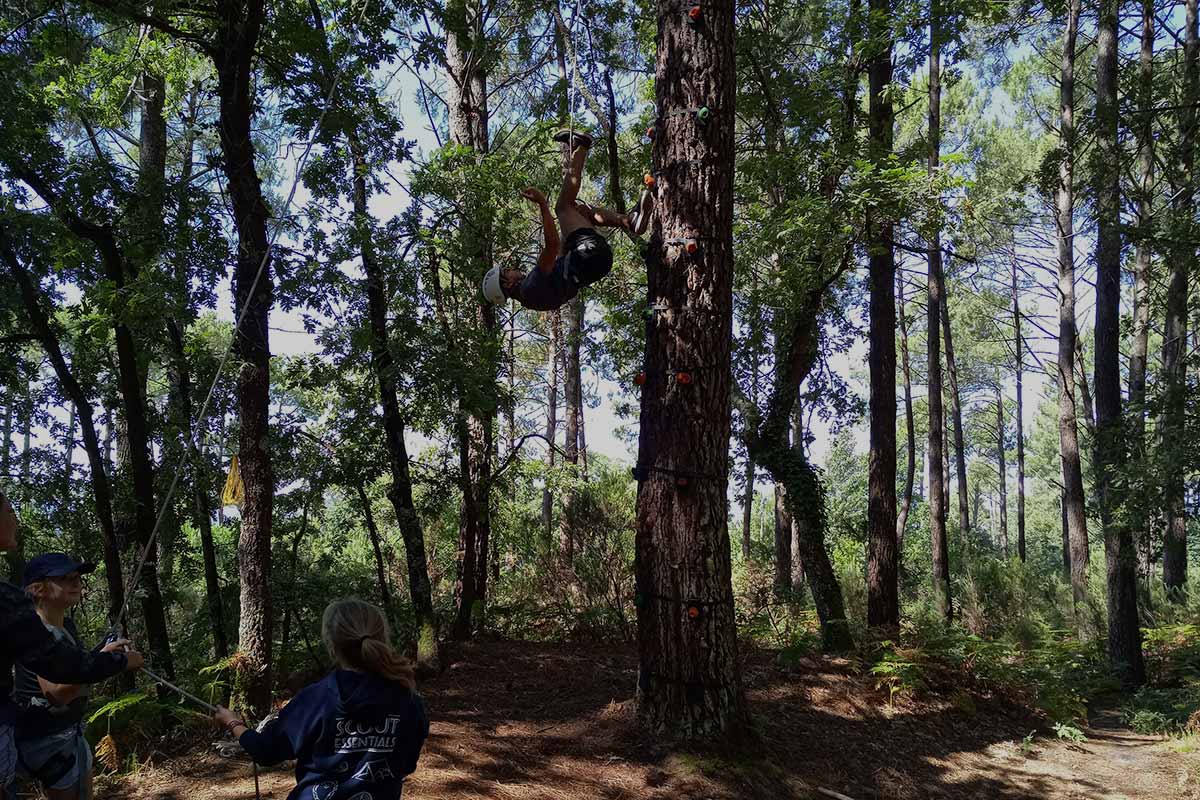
left=91, top=640, right=1199, bottom=800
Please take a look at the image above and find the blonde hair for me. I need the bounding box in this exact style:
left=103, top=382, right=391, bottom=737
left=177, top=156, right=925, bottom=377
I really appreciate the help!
left=322, top=598, right=415, bottom=690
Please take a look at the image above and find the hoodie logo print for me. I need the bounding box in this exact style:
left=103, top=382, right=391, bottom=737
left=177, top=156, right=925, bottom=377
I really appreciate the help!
left=352, top=760, right=396, bottom=783
left=334, top=715, right=406, bottom=753
left=312, top=781, right=338, bottom=800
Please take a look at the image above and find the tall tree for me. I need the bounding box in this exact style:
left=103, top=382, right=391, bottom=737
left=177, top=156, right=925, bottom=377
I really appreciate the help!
left=445, top=0, right=497, bottom=640
left=995, top=384, right=1009, bottom=557
left=633, top=0, right=744, bottom=737
left=1, top=231, right=126, bottom=628
left=1054, top=0, right=1090, bottom=620
left=925, top=0, right=951, bottom=624
left=303, top=0, right=441, bottom=669
left=1162, top=0, right=1197, bottom=596
left=896, top=273, right=916, bottom=546
left=1012, top=259, right=1026, bottom=561
left=1094, top=0, right=1145, bottom=686
left=865, top=0, right=899, bottom=629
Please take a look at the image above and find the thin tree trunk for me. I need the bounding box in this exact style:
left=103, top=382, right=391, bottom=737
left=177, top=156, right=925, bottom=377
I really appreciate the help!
left=897, top=273, right=916, bottom=548
left=865, top=0, right=899, bottom=629
left=1, top=235, right=125, bottom=626
left=996, top=386, right=1009, bottom=559
left=940, top=282, right=969, bottom=540
left=1095, top=0, right=1145, bottom=687
left=446, top=0, right=496, bottom=640
left=1056, top=0, right=1090, bottom=622
left=1013, top=259, right=1027, bottom=561
left=356, top=485, right=397, bottom=628
left=773, top=483, right=792, bottom=596
left=543, top=313, right=560, bottom=545
left=559, top=296, right=581, bottom=562
left=1162, top=0, right=1197, bottom=597
left=633, top=0, right=744, bottom=737
left=926, top=1, right=951, bottom=624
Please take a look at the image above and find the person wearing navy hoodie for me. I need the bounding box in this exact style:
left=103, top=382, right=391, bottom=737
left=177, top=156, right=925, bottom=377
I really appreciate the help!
left=214, top=599, right=429, bottom=800
left=0, top=490, right=144, bottom=798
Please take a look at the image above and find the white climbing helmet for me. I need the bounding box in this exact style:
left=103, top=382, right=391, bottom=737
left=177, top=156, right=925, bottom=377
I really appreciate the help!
left=482, top=265, right=507, bottom=305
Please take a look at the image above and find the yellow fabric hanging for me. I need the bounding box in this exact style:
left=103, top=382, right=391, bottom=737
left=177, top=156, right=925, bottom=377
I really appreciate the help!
left=221, top=455, right=244, bottom=508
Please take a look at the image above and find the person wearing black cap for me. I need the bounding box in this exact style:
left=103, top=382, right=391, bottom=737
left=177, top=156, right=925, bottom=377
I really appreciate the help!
left=14, top=554, right=121, bottom=800
left=0, top=491, right=142, bottom=799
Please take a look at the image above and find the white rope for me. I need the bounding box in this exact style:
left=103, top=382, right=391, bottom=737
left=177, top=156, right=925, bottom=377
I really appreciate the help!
left=112, top=15, right=362, bottom=635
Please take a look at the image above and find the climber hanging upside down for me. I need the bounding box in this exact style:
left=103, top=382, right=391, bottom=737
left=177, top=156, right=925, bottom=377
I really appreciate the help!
left=482, top=129, right=653, bottom=311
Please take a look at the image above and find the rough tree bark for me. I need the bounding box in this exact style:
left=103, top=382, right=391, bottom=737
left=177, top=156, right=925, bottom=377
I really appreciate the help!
left=1162, top=0, right=1196, bottom=596
left=633, top=0, right=745, bottom=737
left=940, top=284, right=969, bottom=540
left=926, top=0, right=951, bottom=624
left=1056, top=0, right=1090, bottom=622
left=1094, top=0, right=1145, bottom=687
left=865, top=0, right=899, bottom=629
left=213, top=0, right=277, bottom=715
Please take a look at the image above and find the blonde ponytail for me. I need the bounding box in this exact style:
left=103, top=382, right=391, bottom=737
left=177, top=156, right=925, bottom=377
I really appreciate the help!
left=322, top=598, right=416, bottom=690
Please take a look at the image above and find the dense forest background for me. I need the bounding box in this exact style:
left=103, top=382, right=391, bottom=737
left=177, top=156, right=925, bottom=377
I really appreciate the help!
left=0, top=0, right=1199, bottom=785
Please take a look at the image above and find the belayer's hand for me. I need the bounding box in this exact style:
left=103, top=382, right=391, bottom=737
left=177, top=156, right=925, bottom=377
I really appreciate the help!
left=214, top=706, right=246, bottom=732
left=101, top=638, right=131, bottom=654
left=122, top=648, right=145, bottom=671
left=520, top=187, right=546, bottom=205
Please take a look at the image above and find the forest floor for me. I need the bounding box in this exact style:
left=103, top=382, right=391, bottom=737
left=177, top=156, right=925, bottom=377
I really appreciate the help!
left=95, top=639, right=1200, bottom=800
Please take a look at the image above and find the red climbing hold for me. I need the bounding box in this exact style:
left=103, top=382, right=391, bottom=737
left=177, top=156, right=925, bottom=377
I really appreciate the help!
left=687, top=606, right=700, bottom=619
left=676, top=371, right=693, bottom=385
left=675, top=476, right=690, bottom=488
left=685, top=239, right=699, bottom=254
left=634, top=372, right=647, bottom=386
left=688, top=4, right=702, bottom=22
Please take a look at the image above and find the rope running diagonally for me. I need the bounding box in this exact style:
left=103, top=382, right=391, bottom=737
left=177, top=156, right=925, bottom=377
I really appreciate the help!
left=111, top=9, right=366, bottom=637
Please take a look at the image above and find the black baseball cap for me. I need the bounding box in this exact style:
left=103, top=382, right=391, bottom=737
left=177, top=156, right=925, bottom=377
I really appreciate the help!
left=23, top=553, right=96, bottom=588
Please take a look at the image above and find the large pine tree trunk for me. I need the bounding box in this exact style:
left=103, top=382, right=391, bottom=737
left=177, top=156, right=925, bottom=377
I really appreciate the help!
left=896, top=273, right=916, bottom=548
left=926, top=3, right=951, bottom=623
left=215, top=0, right=275, bottom=715
left=633, top=0, right=744, bottom=737
left=446, top=0, right=495, bottom=639
left=865, top=0, right=899, bottom=630
left=1012, top=259, right=1027, bottom=561
left=1094, top=0, right=1145, bottom=687
left=1056, top=0, right=1090, bottom=621
left=1162, top=0, right=1197, bottom=596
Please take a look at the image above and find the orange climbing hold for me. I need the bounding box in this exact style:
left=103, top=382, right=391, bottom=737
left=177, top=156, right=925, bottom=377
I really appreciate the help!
left=687, top=606, right=700, bottom=619
left=676, top=371, right=693, bottom=385
left=644, top=173, right=656, bottom=188
left=688, top=5, right=702, bottom=21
